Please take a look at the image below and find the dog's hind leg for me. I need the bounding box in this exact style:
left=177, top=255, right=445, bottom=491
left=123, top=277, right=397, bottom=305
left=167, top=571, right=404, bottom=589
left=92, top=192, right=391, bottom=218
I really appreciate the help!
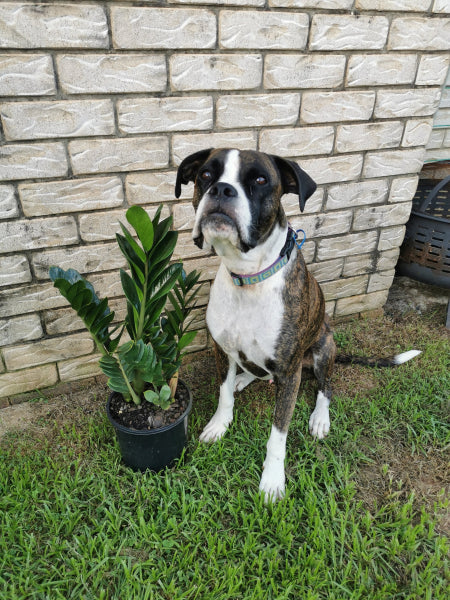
left=309, top=320, right=336, bottom=440
left=234, top=371, right=256, bottom=392
left=200, top=342, right=236, bottom=443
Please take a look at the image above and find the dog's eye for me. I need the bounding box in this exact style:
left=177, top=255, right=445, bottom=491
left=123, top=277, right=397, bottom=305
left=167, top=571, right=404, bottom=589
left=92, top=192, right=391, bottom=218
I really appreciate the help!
left=255, top=176, right=267, bottom=185
left=200, top=170, right=212, bottom=182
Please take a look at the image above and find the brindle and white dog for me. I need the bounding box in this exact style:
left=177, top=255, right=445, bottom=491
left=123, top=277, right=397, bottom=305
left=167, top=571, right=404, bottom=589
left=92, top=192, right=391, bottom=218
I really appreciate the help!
left=175, top=148, right=420, bottom=502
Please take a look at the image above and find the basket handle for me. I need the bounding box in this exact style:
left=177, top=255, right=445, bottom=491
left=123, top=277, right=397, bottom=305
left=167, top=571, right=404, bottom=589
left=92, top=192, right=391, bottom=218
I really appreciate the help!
left=418, top=174, right=450, bottom=213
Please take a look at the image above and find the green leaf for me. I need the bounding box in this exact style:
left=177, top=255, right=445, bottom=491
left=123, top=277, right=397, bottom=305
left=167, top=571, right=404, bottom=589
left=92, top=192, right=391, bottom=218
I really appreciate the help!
left=116, top=230, right=145, bottom=279
left=126, top=206, right=154, bottom=252
left=120, top=269, right=141, bottom=313
left=143, top=389, right=159, bottom=404
left=178, top=330, right=197, bottom=352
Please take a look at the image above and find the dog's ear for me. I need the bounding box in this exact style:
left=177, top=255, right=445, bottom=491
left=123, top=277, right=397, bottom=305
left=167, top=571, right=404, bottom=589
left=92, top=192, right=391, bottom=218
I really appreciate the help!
left=175, top=148, right=213, bottom=198
left=271, top=155, right=317, bottom=212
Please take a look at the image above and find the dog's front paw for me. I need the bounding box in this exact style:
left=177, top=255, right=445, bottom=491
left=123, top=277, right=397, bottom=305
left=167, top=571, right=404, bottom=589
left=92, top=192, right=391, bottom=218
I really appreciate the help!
left=199, top=412, right=232, bottom=443
left=259, top=460, right=285, bottom=503
left=309, top=406, right=330, bottom=440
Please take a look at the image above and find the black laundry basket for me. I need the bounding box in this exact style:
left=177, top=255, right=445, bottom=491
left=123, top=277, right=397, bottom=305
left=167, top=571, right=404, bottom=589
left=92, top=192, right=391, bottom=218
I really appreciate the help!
left=397, top=176, right=450, bottom=290
left=397, top=175, right=450, bottom=288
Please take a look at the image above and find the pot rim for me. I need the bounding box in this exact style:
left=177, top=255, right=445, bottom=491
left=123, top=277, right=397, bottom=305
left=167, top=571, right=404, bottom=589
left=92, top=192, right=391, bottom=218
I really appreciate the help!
left=106, top=379, right=193, bottom=436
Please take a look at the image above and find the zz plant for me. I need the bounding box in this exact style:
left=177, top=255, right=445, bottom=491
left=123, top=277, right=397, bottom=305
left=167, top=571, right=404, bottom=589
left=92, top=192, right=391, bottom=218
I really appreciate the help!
left=49, top=205, right=200, bottom=409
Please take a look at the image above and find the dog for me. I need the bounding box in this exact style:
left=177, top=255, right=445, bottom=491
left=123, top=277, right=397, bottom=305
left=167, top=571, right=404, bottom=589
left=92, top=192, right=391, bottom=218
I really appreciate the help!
left=175, top=148, right=420, bottom=501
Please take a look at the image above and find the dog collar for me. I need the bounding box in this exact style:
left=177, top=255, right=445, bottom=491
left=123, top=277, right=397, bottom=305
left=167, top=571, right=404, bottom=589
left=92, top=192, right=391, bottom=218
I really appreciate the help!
left=230, top=227, right=306, bottom=286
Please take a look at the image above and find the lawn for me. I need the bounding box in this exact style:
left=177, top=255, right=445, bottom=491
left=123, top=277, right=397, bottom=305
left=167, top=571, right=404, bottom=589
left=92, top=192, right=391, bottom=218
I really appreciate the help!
left=1, top=307, right=448, bottom=600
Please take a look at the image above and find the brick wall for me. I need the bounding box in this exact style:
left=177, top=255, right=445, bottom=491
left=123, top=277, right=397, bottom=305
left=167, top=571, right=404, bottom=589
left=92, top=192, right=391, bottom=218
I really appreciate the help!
left=0, top=1, right=449, bottom=399
left=425, top=65, right=450, bottom=163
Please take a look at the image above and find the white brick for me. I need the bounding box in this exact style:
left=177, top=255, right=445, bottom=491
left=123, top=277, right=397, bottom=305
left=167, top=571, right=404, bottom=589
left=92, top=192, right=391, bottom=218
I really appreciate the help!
left=290, top=210, right=353, bottom=239
left=310, top=15, right=389, bottom=50
left=118, top=97, right=213, bottom=134
left=0, top=54, right=55, bottom=96
left=297, top=155, right=363, bottom=185
left=220, top=10, right=308, bottom=49
left=0, top=216, right=77, bottom=253
left=0, top=142, right=67, bottom=181
left=377, top=248, right=400, bottom=272
left=173, top=203, right=196, bottom=231
left=326, top=180, right=389, bottom=211
left=0, top=364, right=58, bottom=397
left=69, top=136, right=169, bottom=175
left=58, top=354, right=103, bottom=383
left=402, top=119, right=433, bottom=148
left=79, top=205, right=169, bottom=243
left=0, top=282, right=66, bottom=318
left=259, top=126, right=334, bottom=158
left=78, top=209, right=126, bottom=243
left=347, top=54, right=417, bottom=87
left=0, top=185, right=18, bottom=219
left=170, top=54, right=262, bottom=91
left=283, top=189, right=324, bottom=216
left=264, top=54, right=345, bottom=89
left=172, top=131, right=257, bottom=165
left=433, top=0, right=450, bottom=13
left=0, top=313, right=42, bottom=346
left=335, top=290, right=389, bottom=317
left=301, top=92, right=375, bottom=124
left=342, top=254, right=374, bottom=277
left=217, top=93, right=300, bottom=128
left=353, top=203, right=413, bottom=231
left=45, top=298, right=126, bottom=337
left=170, top=0, right=264, bottom=4
left=367, top=270, right=396, bottom=293
left=173, top=232, right=209, bottom=260
left=4, top=333, right=94, bottom=371
left=389, top=17, right=450, bottom=51
left=0, top=255, right=31, bottom=287
left=183, top=256, right=221, bottom=282
left=308, top=259, right=344, bottom=283
left=19, top=177, right=123, bottom=217
left=111, top=7, right=216, bottom=49
left=1, top=99, right=115, bottom=141
left=321, top=275, right=368, bottom=301
left=271, top=0, right=352, bottom=6
left=363, top=148, right=426, bottom=178
left=378, top=225, right=406, bottom=251
left=336, top=122, right=403, bottom=153
left=317, top=231, right=378, bottom=261
left=32, top=243, right=124, bottom=280
left=57, top=54, right=166, bottom=94
left=374, top=88, right=441, bottom=119
left=0, top=3, right=108, bottom=49
left=126, top=171, right=185, bottom=205
left=356, top=0, right=432, bottom=9
left=388, top=176, right=419, bottom=204
left=416, top=55, right=450, bottom=86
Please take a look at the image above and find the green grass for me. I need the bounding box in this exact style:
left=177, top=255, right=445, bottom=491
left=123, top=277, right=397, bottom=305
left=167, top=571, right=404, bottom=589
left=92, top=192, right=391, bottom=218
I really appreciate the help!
left=1, top=312, right=449, bottom=599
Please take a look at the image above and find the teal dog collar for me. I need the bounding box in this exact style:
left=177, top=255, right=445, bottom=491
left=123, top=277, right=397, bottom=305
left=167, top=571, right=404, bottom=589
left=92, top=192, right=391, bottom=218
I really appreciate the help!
left=231, top=227, right=306, bottom=287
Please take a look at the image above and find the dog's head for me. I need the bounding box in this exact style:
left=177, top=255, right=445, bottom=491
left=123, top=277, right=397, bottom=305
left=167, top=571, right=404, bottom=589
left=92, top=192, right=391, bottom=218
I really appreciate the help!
left=175, top=148, right=316, bottom=252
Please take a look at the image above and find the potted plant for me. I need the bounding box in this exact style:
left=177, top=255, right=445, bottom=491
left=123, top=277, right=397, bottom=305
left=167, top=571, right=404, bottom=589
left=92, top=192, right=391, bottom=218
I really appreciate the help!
left=49, top=205, right=201, bottom=471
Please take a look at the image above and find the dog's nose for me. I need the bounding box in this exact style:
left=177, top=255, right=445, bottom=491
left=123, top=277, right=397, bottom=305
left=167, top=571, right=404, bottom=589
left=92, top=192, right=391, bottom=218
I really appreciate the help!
left=209, top=182, right=237, bottom=200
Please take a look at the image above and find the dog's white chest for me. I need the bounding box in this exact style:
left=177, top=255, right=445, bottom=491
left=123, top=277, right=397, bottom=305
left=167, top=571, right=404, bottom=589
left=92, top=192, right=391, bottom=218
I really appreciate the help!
left=206, top=264, right=284, bottom=374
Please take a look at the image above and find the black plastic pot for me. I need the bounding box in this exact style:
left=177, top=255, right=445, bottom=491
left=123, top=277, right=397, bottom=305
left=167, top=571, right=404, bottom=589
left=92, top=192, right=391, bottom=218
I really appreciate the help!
left=106, top=380, right=192, bottom=472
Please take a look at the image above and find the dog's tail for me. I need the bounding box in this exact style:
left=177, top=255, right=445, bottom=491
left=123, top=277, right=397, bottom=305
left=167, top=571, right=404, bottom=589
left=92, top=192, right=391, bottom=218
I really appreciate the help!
left=336, top=349, right=421, bottom=368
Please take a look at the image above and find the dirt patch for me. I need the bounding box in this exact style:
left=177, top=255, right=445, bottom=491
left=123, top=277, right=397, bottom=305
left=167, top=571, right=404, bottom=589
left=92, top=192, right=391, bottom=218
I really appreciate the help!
left=356, top=439, right=449, bottom=536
